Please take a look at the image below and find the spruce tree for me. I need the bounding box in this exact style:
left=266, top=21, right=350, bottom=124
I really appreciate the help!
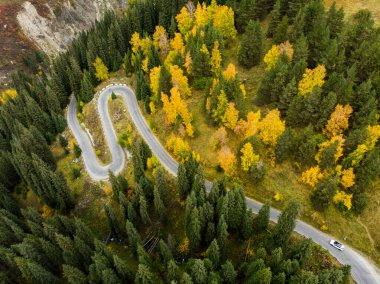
left=135, top=264, right=155, bottom=284
left=241, top=208, right=254, bottom=239
left=104, top=204, right=120, bottom=237
left=273, top=16, right=289, bottom=44
left=221, top=261, right=237, bottom=284
left=271, top=200, right=300, bottom=247
left=167, top=260, right=180, bottom=283
left=154, top=187, right=166, bottom=222
left=177, top=163, right=189, bottom=200
left=125, top=220, right=142, bottom=256
left=190, top=259, right=207, bottom=284
left=238, top=20, right=263, bottom=68
left=158, top=239, right=173, bottom=265
left=68, top=57, right=83, bottom=96
left=267, top=0, right=281, bottom=37
left=63, top=265, right=87, bottom=284
left=188, top=207, right=201, bottom=251
left=217, top=215, right=229, bottom=253
left=254, top=203, right=270, bottom=233
left=139, top=195, right=150, bottom=224
left=79, top=71, right=94, bottom=103
left=205, top=239, right=220, bottom=268
left=155, top=166, right=169, bottom=205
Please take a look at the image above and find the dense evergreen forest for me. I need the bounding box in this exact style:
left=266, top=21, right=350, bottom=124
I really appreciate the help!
left=0, top=0, right=379, bottom=282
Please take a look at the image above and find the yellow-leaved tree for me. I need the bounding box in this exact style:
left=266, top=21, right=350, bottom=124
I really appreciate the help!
left=0, top=89, right=18, bottom=104
left=333, top=191, right=353, bottom=210
left=263, top=45, right=281, bottom=71
left=258, top=109, right=286, bottom=147
left=218, top=146, right=236, bottom=176
left=213, top=4, right=237, bottom=42
left=94, top=57, right=109, bottom=81
left=170, top=33, right=185, bottom=55
left=298, top=64, right=326, bottom=96
left=223, top=103, right=239, bottom=129
left=184, top=52, right=192, bottom=74
left=149, top=66, right=161, bottom=100
left=300, top=166, right=325, bottom=187
left=176, top=6, right=194, bottom=35
left=234, top=111, right=261, bottom=139
left=210, top=127, right=228, bottom=150
left=161, top=87, right=193, bottom=137
left=166, top=134, right=191, bottom=162
left=170, top=65, right=191, bottom=97
left=223, top=63, right=237, bottom=80
left=315, top=136, right=345, bottom=164
left=240, top=143, right=260, bottom=172
left=323, top=104, right=353, bottom=138
left=340, top=167, right=355, bottom=188
left=153, top=25, right=169, bottom=58
left=210, top=41, right=222, bottom=76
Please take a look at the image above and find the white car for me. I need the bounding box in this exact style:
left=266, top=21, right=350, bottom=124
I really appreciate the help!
left=330, top=240, right=345, bottom=251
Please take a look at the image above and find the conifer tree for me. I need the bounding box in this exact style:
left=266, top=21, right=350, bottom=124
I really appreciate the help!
left=79, top=71, right=94, bottom=103
left=158, top=239, right=173, bottom=265
left=241, top=208, right=254, bottom=239
left=159, top=64, right=172, bottom=96
left=177, top=163, right=189, bottom=200
left=135, top=264, right=155, bottom=284
left=68, top=57, right=83, bottom=96
left=188, top=207, right=201, bottom=251
left=273, top=16, right=289, bottom=44
left=221, top=261, right=237, bottom=284
left=271, top=200, right=300, bottom=247
left=154, top=187, right=166, bottom=222
left=63, top=265, right=87, bottom=284
left=205, top=239, right=220, bottom=268
left=238, top=20, right=263, bottom=68
left=104, top=204, right=120, bottom=237
left=126, top=220, right=142, bottom=256
left=139, top=195, right=150, bottom=225
left=267, top=0, right=281, bottom=37
left=167, top=259, right=180, bottom=283
left=190, top=259, right=207, bottom=284
left=254, top=203, right=270, bottom=233
left=217, top=215, right=229, bottom=252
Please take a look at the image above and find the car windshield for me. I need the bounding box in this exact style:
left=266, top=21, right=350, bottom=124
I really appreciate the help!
left=334, top=241, right=342, bottom=247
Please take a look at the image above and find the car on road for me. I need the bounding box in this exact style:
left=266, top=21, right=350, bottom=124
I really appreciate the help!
left=330, top=240, right=345, bottom=251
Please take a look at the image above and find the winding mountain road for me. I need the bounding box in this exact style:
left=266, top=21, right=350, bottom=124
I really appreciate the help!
left=67, top=84, right=380, bottom=284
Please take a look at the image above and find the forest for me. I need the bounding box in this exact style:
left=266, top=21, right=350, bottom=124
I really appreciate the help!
left=0, top=0, right=379, bottom=282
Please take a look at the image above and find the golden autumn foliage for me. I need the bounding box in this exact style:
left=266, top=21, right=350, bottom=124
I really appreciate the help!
left=315, top=136, right=345, bottom=164
left=93, top=57, right=109, bottom=81
left=149, top=66, right=161, bottom=98
left=273, top=192, right=281, bottom=201
left=366, top=125, right=380, bottom=149
left=210, top=41, right=222, bottom=76
left=130, top=32, right=152, bottom=56
left=176, top=1, right=236, bottom=42
left=153, top=26, right=167, bottom=48
left=223, top=103, right=239, bottom=129
left=176, top=6, right=194, bottom=36
left=212, top=4, right=237, bottom=42
left=166, top=134, right=191, bottom=162
left=130, top=32, right=142, bottom=53
left=184, top=51, right=193, bottom=74
left=161, top=87, right=193, bottom=137
left=264, top=45, right=281, bottom=71
left=240, top=143, right=260, bottom=172
left=212, top=90, right=229, bottom=124
left=177, top=236, right=190, bottom=253
left=170, top=65, right=191, bottom=97
left=240, top=84, right=246, bottom=98
left=258, top=109, right=286, bottom=147
left=324, top=104, right=353, bottom=138
left=298, top=64, right=326, bottom=96
left=223, top=63, right=237, bottom=80
left=170, top=33, right=185, bottom=55
left=340, top=167, right=355, bottom=188
left=218, top=146, right=237, bottom=176
left=300, top=166, right=325, bottom=187
left=263, top=41, right=294, bottom=71
left=0, top=89, right=18, bottom=104
left=333, top=191, right=353, bottom=210
left=234, top=111, right=261, bottom=139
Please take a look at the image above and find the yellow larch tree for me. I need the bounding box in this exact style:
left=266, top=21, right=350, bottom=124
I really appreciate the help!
left=210, top=41, right=222, bottom=76
left=212, top=90, right=229, bottom=125
left=130, top=32, right=142, bottom=53
left=300, top=166, right=325, bottom=187
left=223, top=63, right=237, bottom=80
left=150, top=66, right=161, bottom=100
left=234, top=111, right=261, bottom=139
left=258, top=109, right=286, bottom=147
left=194, top=2, right=211, bottom=28
left=166, top=134, right=191, bottom=162
left=340, top=167, right=355, bottom=188
left=153, top=25, right=169, bottom=58
left=170, top=65, right=191, bottom=97
left=240, top=142, right=260, bottom=172
left=264, top=45, right=281, bottom=71
left=93, top=57, right=109, bottom=81
left=184, top=51, right=193, bottom=75
left=333, top=191, right=353, bottom=210
left=323, top=104, right=353, bottom=138
left=213, top=5, right=237, bottom=42
left=170, top=33, right=185, bottom=55
left=0, top=89, right=18, bottom=104
left=298, top=64, right=326, bottom=96
left=223, top=103, right=239, bottom=129
left=176, top=6, right=194, bottom=36
left=365, top=124, right=380, bottom=149
left=218, top=145, right=237, bottom=176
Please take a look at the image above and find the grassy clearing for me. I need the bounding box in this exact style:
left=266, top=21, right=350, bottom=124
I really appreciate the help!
left=324, top=0, right=380, bottom=25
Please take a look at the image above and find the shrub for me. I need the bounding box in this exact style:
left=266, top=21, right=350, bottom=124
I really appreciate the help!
left=74, top=144, right=82, bottom=158
left=72, top=165, right=81, bottom=179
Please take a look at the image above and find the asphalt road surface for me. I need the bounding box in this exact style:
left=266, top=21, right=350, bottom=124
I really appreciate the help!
left=67, top=84, right=380, bottom=284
